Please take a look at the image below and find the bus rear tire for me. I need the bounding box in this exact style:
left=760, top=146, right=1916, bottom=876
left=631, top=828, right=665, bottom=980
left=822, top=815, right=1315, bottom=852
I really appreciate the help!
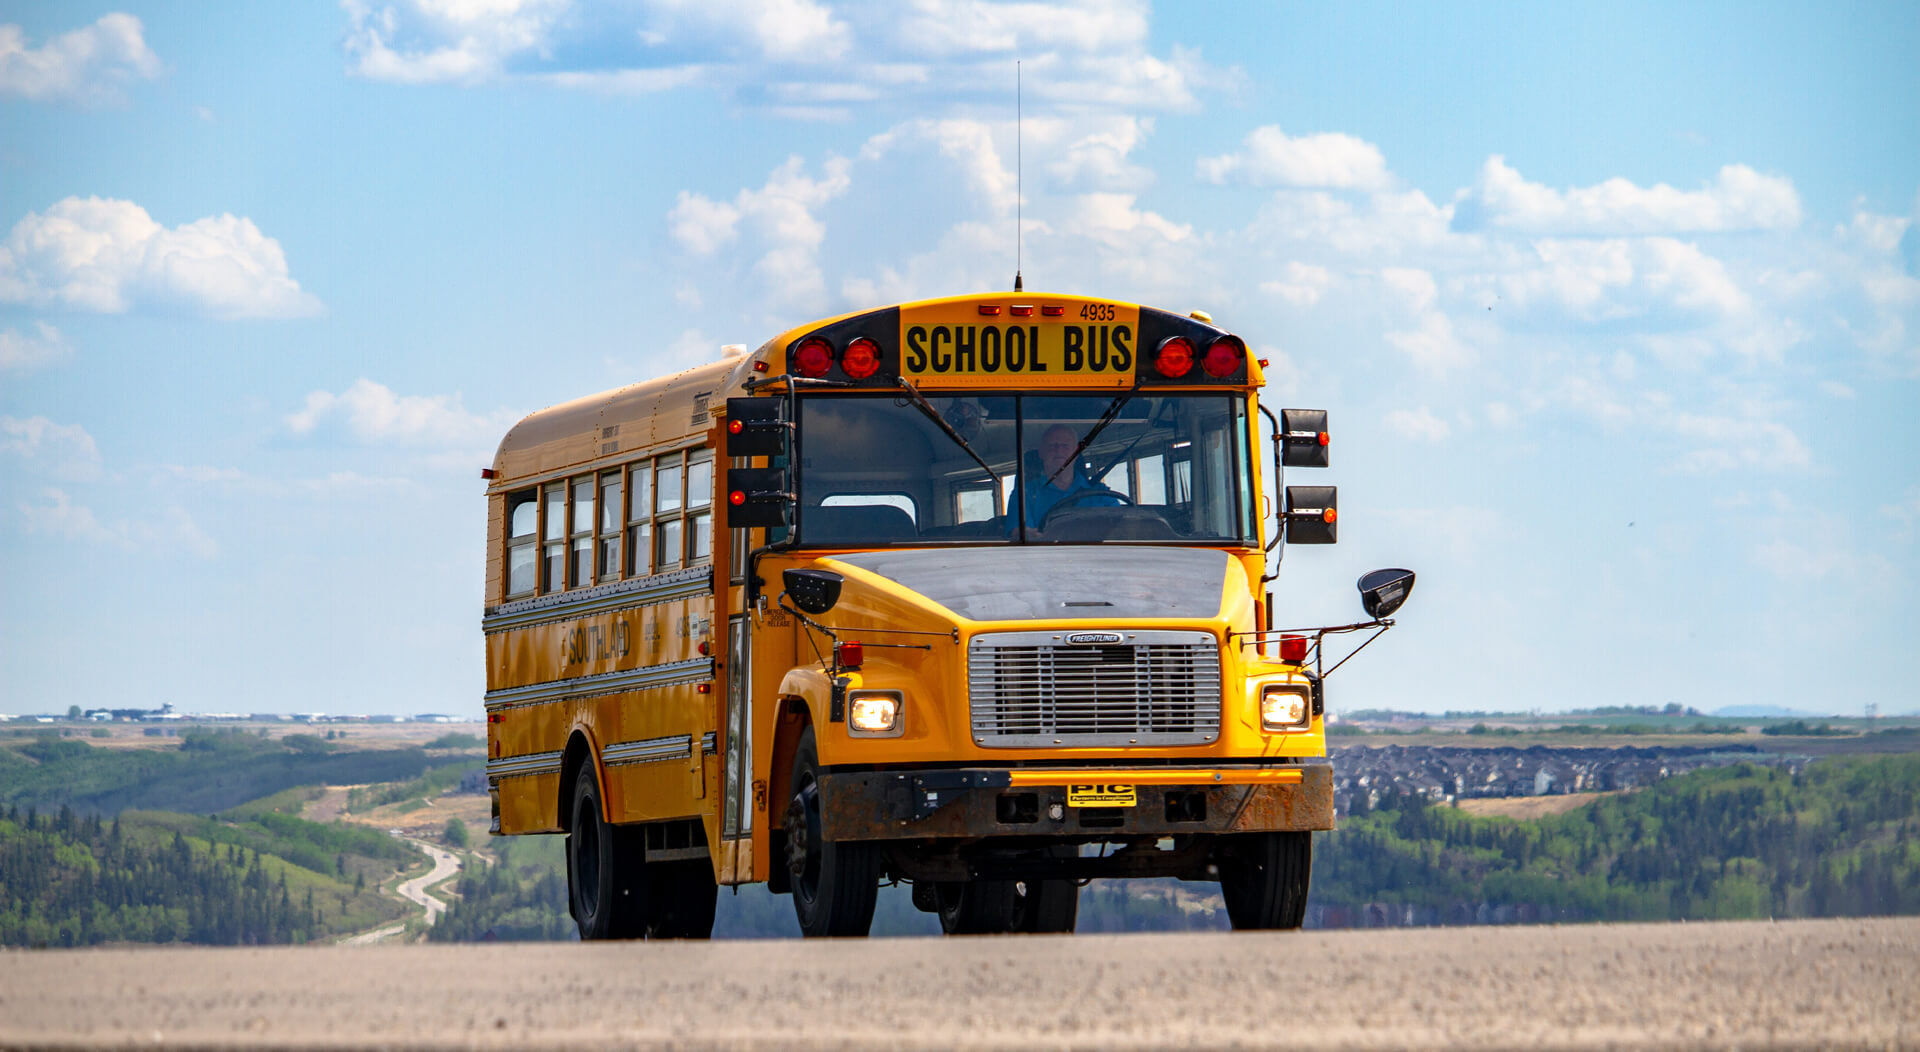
left=937, top=878, right=1078, bottom=935
left=784, top=727, right=879, bottom=937
left=1216, top=831, right=1311, bottom=931
left=566, top=764, right=653, bottom=940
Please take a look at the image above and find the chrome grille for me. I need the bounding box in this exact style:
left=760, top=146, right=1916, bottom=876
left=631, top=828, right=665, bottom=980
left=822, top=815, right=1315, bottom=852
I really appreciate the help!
left=968, top=630, right=1220, bottom=748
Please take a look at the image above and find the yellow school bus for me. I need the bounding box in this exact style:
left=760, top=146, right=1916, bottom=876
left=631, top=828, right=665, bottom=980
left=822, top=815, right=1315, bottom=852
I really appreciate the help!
left=481, top=291, right=1414, bottom=938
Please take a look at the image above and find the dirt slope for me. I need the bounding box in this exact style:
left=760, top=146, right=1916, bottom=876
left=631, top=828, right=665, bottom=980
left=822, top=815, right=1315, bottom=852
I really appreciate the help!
left=1, top=917, right=1913, bottom=1050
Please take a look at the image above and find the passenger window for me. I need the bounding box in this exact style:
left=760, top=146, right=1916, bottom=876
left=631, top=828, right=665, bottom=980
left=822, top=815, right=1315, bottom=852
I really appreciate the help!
left=687, top=451, right=713, bottom=563
left=506, top=491, right=537, bottom=598
left=542, top=483, right=566, bottom=593
left=627, top=463, right=652, bottom=577
left=570, top=476, right=594, bottom=588
left=954, top=484, right=998, bottom=524
left=598, top=472, right=623, bottom=581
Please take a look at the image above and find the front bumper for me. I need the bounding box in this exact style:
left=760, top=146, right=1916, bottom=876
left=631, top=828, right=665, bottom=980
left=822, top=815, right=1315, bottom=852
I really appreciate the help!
left=818, top=759, right=1335, bottom=842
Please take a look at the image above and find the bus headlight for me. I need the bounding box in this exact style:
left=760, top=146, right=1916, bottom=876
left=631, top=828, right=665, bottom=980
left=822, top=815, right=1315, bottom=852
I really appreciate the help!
left=848, top=690, right=904, bottom=737
left=1260, top=686, right=1312, bottom=731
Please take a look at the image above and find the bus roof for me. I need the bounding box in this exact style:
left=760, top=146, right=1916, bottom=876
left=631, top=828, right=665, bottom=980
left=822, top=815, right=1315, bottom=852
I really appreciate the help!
left=488, top=291, right=1257, bottom=490
left=488, top=340, right=772, bottom=489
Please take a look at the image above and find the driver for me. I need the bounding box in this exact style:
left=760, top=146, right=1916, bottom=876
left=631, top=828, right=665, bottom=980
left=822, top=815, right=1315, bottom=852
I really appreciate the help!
left=1018, top=423, right=1123, bottom=532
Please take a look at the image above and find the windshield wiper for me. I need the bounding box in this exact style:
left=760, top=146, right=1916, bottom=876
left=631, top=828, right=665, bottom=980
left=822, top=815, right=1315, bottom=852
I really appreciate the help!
left=895, top=378, right=1002, bottom=489
left=1053, top=385, right=1139, bottom=485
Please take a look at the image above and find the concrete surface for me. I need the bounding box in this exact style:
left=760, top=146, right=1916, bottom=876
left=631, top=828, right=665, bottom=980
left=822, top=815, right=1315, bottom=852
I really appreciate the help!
left=1, top=917, right=1915, bottom=1050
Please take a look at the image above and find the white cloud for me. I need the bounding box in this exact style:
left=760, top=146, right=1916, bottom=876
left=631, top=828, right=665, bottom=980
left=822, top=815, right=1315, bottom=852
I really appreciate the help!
left=340, top=0, right=1233, bottom=116
left=668, top=155, right=852, bottom=306
left=1457, top=156, right=1801, bottom=234
left=1818, top=379, right=1856, bottom=400
left=0, top=13, right=161, bottom=105
left=1379, top=267, right=1436, bottom=313
left=1, top=415, right=101, bottom=480
left=1838, top=208, right=1910, bottom=256
left=1259, top=262, right=1330, bottom=307
left=0, top=197, right=322, bottom=319
left=286, top=379, right=518, bottom=451
left=0, top=321, right=71, bottom=373
left=1474, top=236, right=1750, bottom=325
left=18, top=487, right=217, bottom=559
left=342, top=0, right=569, bottom=84
left=1669, top=411, right=1810, bottom=474
left=646, top=0, right=850, bottom=63
left=1384, top=407, right=1450, bottom=443
left=1385, top=312, right=1473, bottom=372
left=1047, top=116, right=1155, bottom=193
left=875, top=0, right=1149, bottom=58
left=1198, top=125, right=1390, bottom=190
left=863, top=120, right=1015, bottom=213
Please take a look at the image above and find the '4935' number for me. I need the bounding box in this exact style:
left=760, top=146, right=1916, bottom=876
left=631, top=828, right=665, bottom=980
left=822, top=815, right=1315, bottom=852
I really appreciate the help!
left=1079, top=303, right=1116, bottom=321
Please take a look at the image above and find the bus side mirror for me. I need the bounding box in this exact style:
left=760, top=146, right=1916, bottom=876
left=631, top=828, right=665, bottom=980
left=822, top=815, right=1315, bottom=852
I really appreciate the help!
left=1357, top=568, right=1414, bottom=619
left=1284, top=485, right=1337, bottom=544
left=783, top=568, right=842, bottom=614
left=726, top=467, right=792, bottom=529
left=725, top=398, right=788, bottom=457
left=1280, top=409, right=1329, bottom=468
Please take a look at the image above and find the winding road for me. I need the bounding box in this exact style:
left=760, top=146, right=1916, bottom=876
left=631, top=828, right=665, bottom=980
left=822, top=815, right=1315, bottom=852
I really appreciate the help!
left=336, top=837, right=461, bottom=945
left=396, top=838, right=461, bottom=926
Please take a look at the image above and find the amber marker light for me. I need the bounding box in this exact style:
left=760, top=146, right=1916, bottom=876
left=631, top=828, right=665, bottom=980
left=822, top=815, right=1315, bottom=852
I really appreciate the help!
left=977, top=304, right=1003, bottom=316
left=1010, top=305, right=1034, bottom=317
left=1041, top=305, right=1065, bottom=316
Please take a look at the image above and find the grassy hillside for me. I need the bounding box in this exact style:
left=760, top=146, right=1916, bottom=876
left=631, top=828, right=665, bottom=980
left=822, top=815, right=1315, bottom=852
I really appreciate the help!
left=1311, top=754, right=1920, bottom=924
left=0, top=729, right=479, bottom=816
left=0, top=806, right=414, bottom=947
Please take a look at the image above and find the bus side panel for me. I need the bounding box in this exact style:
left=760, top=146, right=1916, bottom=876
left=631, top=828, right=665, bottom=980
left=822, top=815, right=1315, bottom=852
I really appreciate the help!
left=498, top=772, right=563, bottom=834
left=486, top=596, right=710, bottom=691
left=600, top=680, right=718, bottom=826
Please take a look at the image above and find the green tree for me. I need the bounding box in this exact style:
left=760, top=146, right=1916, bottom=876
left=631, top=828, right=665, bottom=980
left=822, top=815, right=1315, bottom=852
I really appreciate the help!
left=67, top=705, right=82, bottom=720
left=444, top=817, right=470, bottom=848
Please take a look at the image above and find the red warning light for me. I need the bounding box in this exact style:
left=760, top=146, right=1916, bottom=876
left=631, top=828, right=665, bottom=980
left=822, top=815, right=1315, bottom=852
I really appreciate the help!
left=1201, top=336, right=1244, bottom=378
left=1154, top=337, right=1195, bottom=378
left=1280, top=635, right=1309, bottom=663
left=841, top=337, right=881, bottom=379
left=792, top=338, right=834, bottom=378
left=729, top=490, right=747, bottom=506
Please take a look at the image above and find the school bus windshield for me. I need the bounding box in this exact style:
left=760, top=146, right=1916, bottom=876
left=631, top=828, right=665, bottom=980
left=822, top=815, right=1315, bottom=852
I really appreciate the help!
left=793, top=392, right=1256, bottom=547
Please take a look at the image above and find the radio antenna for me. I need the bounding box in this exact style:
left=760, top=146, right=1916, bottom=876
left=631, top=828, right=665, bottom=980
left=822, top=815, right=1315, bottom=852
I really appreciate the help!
left=1013, top=60, right=1023, bottom=293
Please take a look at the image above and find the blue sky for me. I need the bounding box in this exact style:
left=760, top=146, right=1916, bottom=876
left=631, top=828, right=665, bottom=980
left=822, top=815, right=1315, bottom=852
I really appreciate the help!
left=2, top=1, right=1915, bottom=717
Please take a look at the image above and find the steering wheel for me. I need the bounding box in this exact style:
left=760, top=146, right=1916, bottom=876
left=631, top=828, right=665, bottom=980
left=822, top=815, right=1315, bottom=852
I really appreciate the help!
left=1039, top=489, right=1133, bottom=530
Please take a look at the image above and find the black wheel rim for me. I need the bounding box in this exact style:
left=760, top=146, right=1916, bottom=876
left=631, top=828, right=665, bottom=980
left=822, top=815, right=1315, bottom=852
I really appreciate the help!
left=786, top=774, right=823, bottom=911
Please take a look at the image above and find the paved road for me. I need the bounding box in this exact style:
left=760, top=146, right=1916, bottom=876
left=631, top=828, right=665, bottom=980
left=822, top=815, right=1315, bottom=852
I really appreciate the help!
left=395, top=838, right=461, bottom=927
left=1, top=917, right=1914, bottom=1050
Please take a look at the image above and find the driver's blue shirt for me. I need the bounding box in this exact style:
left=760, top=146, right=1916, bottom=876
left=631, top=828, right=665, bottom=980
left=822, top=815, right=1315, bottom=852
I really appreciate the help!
left=1019, top=469, right=1122, bottom=529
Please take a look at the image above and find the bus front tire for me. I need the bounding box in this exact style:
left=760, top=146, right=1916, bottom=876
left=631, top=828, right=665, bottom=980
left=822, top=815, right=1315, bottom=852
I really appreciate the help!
left=1216, top=831, right=1311, bottom=931
left=783, top=727, right=879, bottom=937
left=566, top=764, right=652, bottom=940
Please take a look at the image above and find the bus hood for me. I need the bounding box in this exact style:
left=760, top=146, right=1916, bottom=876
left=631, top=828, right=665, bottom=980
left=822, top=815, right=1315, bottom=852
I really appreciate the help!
left=828, top=546, right=1234, bottom=623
